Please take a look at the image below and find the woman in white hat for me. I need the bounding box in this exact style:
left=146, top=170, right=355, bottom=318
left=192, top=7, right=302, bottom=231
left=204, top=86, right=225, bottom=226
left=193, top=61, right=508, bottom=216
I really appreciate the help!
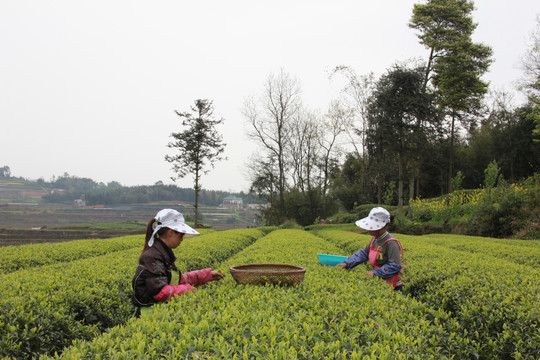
left=132, top=209, right=224, bottom=316
left=336, top=207, right=405, bottom=291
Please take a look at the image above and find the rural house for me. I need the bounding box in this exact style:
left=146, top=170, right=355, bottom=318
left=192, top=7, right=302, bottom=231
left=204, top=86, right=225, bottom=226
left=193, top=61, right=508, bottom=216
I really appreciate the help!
left=220, top=195, right=243, bottom=209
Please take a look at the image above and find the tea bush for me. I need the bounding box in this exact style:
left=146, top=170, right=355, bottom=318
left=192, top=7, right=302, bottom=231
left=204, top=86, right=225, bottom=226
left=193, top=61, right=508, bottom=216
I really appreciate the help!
left=0, top=235, right=141, bottom=275
left=52, top=230, right=471, bottom=359
left=0, top=228, right=268, bottom=359
left=3, top=227, right=539, bottom=359
left=315, top=230, right=540, bottom=359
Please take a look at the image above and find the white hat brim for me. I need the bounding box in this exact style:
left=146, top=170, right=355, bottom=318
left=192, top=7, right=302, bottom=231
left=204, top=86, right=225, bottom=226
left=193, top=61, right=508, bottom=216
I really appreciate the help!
left=355, top=217, right=386, bottom=231
left=168, top=222, right=200, bottom=237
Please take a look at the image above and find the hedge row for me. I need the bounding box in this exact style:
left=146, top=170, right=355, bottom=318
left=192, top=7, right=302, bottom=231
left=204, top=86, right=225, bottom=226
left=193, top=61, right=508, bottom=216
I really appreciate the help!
left=315, top=229, right=540, bottom=359
left=0, top=228, right=268, bottom=360
left=52, top=229, right=472, bottom=359
left=0, top=235, right=141, bottom=275
left=0, top=229, right=217, bottom=275
left=420, top=233, right=540, bottom=269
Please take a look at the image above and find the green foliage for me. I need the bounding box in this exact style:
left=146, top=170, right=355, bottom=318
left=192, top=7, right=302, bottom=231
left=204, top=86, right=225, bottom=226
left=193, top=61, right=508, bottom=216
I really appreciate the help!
left=366, top=64, right=438, bottom=207
left=450, top=170, right=464, bottom=191
left=0, top=165, right=11, bottom=177
left=51, top=173, right=99, bottom=193
left=4, top=228, right=540, bottom=359
left=282, top=189, right=339, bottom=227
left=402, top=233, right=540, bottom=359
left=469, top=181, right=527, bottom=238
left=410, top=0, right=492, bottom=112
left=325, top=211, right=359, bottom=225
left=165, top=99, right=227, bottom=226
left=331, top=154, right=375, bottom=210
left=166, top=99, right=226, bottom=182
left=463, top=104, right=540, bottom=184
left=42, top=183, right=242, bottom=207
left=319, top=230, right=540, bottom=359
left=410, top=190, right=481, bottom=223
left=51, top=230, right=474, bottom=359
left=278, top=219, right=302, bottom=230
left=410, top=0, right=493, bottom=194
left=383, top=181, right=396, bottom=206
left=408, top=175, right=539, bottom=239
left=305, top=223, right=357, bottom=232
left=0, top=228, right=267, bottom=359
left=484, top=160, right=501, bottom=189
left=0, top=235, right=142, bottom=275
left=0, top=248, right=137, bottom=359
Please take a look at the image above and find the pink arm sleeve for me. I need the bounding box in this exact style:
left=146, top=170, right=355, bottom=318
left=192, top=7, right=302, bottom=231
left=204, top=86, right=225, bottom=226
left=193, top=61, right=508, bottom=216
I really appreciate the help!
left=153, top=283, right=195, bottom=302
left=180, top=268, right=213, bottom=286
left=152, top=268, right=214, bottom=303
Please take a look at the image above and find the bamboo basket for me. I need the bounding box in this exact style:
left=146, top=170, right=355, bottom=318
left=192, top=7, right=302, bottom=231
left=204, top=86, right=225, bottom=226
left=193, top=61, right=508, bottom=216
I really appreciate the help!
left=229, top=263, right=306, bottom=286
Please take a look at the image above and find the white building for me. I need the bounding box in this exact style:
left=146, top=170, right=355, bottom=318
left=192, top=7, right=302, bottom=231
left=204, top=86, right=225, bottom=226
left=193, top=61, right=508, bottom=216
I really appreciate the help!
left=221, top=196, right=243, bottom=209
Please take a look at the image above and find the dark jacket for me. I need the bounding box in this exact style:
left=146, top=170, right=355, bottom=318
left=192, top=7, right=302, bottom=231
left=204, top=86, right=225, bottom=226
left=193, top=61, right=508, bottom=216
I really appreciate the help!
left=132, top=239, right=178, bottom=307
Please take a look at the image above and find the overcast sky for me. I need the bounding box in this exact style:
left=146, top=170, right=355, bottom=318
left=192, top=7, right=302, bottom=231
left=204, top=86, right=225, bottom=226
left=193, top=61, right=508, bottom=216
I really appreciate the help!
left=1, top=1, right=538, bottom=192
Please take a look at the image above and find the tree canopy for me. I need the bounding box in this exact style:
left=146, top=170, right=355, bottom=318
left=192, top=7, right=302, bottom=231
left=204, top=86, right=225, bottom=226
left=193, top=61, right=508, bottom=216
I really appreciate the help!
left=165, top=99, right=227, bottom=226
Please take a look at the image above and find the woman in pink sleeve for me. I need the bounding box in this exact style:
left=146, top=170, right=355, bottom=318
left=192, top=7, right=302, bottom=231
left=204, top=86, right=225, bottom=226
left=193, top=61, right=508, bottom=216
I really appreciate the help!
left=132, top=209, right=224, bottom=316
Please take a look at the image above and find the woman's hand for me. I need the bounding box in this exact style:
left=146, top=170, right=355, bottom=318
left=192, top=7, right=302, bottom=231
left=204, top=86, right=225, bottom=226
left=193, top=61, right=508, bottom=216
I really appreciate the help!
left=365, top=270, right=374, bottom=277
left=211, top=271, right=225, bottom=280
left=336, top=263, right=347, bottom=269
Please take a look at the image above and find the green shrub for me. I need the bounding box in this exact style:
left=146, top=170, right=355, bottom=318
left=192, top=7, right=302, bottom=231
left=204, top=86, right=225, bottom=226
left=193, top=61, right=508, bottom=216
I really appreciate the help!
left=321, top=230, right=540, bottom=359
left=326, top=212, right=358, bottom=224
left=407, top=174, right=539, bottom=239
left=279, top=219, right=303, bottom=229
left=0, top=235, right=142, bottom=275
left=51, top=230, right=473, bottom=359
left=0, top=229, right=269, bottom=359
left=469, top=181, right=525, bottom=238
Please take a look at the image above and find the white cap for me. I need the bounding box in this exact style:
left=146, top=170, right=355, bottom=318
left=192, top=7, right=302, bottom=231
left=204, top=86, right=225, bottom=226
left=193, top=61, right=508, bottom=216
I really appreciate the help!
left=148, top=208, right=199, bottom=247
left=355, top=207, right=390, bottom=231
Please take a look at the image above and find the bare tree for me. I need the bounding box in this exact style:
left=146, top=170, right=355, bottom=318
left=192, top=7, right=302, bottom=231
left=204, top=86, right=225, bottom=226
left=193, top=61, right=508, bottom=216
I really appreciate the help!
left=247, top=154, right=281, bottom=225
left=329, top=66, right=375, bottom=156
left=519, top=16, right=540, bottom=98
left=243, top=69, right=302, bottom=222
left=288, top=109, right=319, bottom=193
left=519, top=17, right=540, bottom=142
left=318, top=100, right=351, bottom=196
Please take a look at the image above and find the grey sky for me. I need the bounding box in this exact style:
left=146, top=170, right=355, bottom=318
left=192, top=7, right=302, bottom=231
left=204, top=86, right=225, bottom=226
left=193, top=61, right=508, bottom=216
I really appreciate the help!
left=1, top=0, right=538, bottom=192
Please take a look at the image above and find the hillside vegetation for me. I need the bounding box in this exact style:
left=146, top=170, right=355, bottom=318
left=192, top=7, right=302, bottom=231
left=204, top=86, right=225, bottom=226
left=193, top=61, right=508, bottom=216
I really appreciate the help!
left=1, top=173, right=538, bottom=239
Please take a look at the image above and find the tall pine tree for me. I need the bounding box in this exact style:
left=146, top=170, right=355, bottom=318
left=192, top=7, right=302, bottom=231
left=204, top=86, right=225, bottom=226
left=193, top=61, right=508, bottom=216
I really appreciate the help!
left=410, top=0, right=492, bottom=192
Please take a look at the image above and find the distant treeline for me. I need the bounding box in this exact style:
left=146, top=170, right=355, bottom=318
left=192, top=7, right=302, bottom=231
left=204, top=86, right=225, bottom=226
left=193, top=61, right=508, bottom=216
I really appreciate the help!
left=45, top=184, right=236, bottom=207
left=3, top=172, right=260, bottom=206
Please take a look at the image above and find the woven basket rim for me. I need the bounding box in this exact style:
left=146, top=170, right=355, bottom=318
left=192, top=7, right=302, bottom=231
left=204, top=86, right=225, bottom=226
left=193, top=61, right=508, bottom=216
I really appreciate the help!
left=229, top=263, right=306, bottom=274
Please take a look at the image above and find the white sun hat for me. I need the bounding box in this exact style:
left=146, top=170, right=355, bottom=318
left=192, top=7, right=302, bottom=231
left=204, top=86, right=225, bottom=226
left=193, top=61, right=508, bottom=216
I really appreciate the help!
left=355, top=207, right=391, bottom=231
left=148, top=208, right=199, bottom=247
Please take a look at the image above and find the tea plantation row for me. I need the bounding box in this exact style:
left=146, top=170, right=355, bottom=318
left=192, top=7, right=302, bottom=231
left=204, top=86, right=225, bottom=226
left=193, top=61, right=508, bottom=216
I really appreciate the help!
left=1, top=228, right=538, bottom=359
left=0, top=229, right=215, bottom=275
left=315, top=230, right=540, bottom=359
left=49, top=230, right=468, bottom=359
left=0, top=228, right=270, bottom=359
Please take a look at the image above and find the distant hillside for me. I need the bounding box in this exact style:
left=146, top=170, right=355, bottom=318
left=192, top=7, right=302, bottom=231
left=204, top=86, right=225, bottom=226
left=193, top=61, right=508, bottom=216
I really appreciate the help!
left=0, top=176, right=263, bottom=207
left=0, top=178, right=47, bottom=204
